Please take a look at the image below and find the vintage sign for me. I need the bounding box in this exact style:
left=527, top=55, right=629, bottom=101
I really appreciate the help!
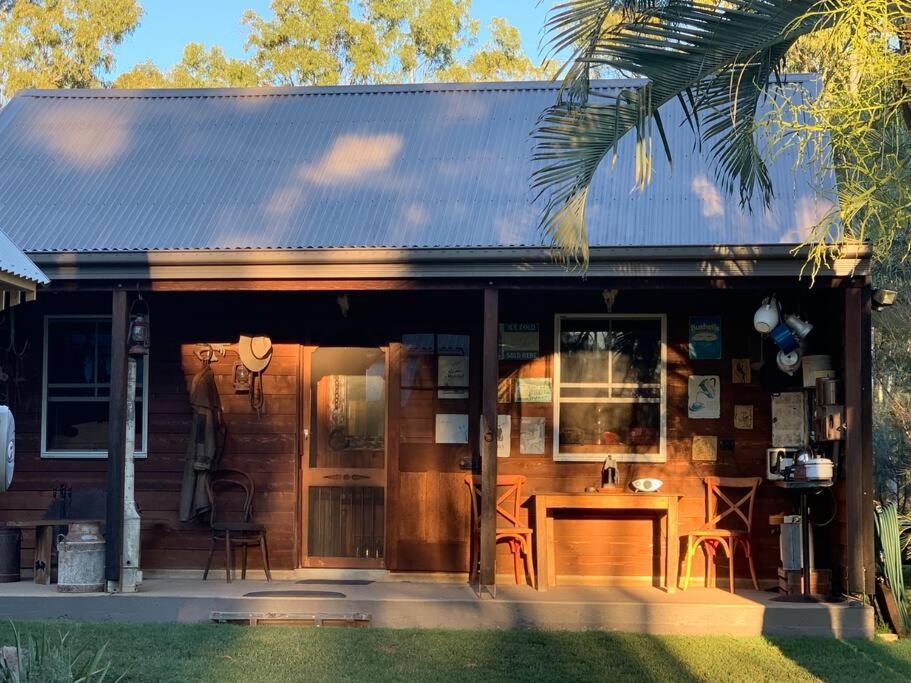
left=515, top=377, right=552, bottom=403
left=689, top=316, right=722, bottom=360
left=435, top=413, right=469, bottom=444
left=771, top=392, right=807, bottom=447
left=498, top=323, right=540, bottom=360
left=437, top=334, right=469, bottom=356
left=734, top=404, right=754, bottom=430
left=438, top=355, right=469, bottom=388
left=688, top=375, right=720, bottom=419
left=520, top=417, right=546, bottom=455
left=497, top=415, right=511, bottom=458
left=692, top=435, right=718, bottom=461
left=402, top=333, right=434, bottom=355
left=732, top=358, right=751, bottom=384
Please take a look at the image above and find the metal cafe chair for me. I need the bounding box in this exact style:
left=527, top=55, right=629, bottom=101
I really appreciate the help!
left=464, top=474, right=536, bottom=588
left=683, top=476, right=761, bottom=593
left=203, top=468, right=272, bottom=583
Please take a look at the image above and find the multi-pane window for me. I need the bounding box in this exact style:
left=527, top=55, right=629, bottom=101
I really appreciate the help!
left=554, top=315, right=666, bottom=462
left=42, top=316, right=147, bottom=458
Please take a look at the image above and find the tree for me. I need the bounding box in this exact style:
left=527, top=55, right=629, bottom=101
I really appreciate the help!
left=438, top=17, right=555, bottom=82
left=0, top=0, right=141, bottom=101
left=366, top=0, right=477, bottom=82
left=114, top=43, right=264, bottom=89
left=111, top=2, right=544, bottom=90
left=531, top=0, right=911, bottom=267
left=242, top=0, right=378, bottom=86
left=872, top=242, right=911, bottom=510
left=242, top=0, right=480, bottom=86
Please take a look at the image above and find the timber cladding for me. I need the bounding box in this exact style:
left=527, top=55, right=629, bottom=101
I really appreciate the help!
left=0, top=286, right=847, bottom=586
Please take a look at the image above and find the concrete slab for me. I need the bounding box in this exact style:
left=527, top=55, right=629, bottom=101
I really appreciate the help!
left=0, top=579, right=873, bottom=638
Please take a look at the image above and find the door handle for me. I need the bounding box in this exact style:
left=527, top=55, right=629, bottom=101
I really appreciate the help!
left=303, top=428, right=310, bottom=440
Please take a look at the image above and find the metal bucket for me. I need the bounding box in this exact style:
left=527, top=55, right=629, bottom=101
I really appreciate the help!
left=57, top=522, right=105, bottom=593
left=0, top=527, right=21, bottom=583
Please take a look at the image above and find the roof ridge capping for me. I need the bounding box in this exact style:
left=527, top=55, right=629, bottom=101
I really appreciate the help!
left=15, top=73, right=819, bottom=100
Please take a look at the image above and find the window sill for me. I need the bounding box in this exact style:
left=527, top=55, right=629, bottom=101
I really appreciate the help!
left=41, top=452, right=148, bottom=460
left=554, top=453, right=666, bottom=464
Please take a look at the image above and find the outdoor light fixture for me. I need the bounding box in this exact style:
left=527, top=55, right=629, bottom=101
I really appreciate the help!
left=873, top=288, right=897, bottom=311
left=753, top=296, right=780, bottom=333
left=128, top=296, right=151, bottom=355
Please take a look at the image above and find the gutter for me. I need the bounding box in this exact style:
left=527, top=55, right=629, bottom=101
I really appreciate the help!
left=28, top=245, right=871, bottom=282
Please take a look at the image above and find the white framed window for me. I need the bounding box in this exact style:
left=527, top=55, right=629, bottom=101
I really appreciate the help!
left=41, top=315, right=149, bottom=459
left=554, top=314, right=666, bottom=463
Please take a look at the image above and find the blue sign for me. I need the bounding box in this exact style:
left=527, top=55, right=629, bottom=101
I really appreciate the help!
left=689, top=316, right=722, bottom=360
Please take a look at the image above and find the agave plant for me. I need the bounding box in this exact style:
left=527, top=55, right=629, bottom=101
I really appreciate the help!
left=0, top=624, right=123, bottom=683
left=532, top=0, right=911, bottom=266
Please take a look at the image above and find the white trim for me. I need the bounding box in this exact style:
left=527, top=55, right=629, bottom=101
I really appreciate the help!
left=41, top=314, right=149, bottom=460
left=553, top=313, right=667, bottom=463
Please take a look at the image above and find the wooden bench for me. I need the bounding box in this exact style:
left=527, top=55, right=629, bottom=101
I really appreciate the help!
left=4, top=519, right=104, bottom=585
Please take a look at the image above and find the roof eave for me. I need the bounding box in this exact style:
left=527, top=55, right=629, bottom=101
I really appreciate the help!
left=28, top=244, right=871, bottom=282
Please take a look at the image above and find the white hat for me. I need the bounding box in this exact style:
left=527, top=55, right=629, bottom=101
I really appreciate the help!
left=237, top=335, right=273, bottom=373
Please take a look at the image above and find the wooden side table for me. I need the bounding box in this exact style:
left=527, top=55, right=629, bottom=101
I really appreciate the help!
left=532, top=493, right=681, bottom=592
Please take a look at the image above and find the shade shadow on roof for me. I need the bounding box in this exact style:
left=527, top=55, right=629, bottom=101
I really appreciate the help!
left=0, top=78, right=833, bottom=254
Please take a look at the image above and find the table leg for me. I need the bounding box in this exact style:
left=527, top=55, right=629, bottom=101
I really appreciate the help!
left=658, top=511, right=667, bottom=589
left=546, top=516, right=556, bottom=588
left=534, top=498, right=548, bottom=592
left=800, top=491, right=811, bottom=596
left=34, top=526, right=52, bottom=585
left=667, top=500, right=679, bottom=594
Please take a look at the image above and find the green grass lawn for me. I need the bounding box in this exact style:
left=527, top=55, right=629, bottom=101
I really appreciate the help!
left=3, top=621, right=911, bottom=682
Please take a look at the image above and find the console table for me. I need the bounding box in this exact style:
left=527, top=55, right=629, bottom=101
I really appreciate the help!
left=532, top=492, right=682, bottom=592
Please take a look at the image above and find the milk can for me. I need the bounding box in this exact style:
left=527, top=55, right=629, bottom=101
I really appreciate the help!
left=57, top=522, right=105, bottom=593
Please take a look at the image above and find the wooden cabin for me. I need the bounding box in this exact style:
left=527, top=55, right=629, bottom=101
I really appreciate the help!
left=0, top=79, right=873, bottom=597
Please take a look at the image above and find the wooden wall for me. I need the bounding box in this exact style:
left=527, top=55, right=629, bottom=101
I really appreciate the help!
left=0, top=285, right=848, bottom=586
left=487, top=288, right=844, bottom=584
left=0, top=292, right=302, bottom=572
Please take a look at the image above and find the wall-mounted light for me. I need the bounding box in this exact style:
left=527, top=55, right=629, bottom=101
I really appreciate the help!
left=873, top=288, right=897, bottom=311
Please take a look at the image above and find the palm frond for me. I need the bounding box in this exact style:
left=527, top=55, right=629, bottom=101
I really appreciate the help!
left=690, top=41, right=795, bottom=207
left=533, top=0, right=829, bottom=264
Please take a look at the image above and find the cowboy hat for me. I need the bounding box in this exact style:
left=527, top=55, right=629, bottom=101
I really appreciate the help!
left=237, top=335, right=273, bottom=374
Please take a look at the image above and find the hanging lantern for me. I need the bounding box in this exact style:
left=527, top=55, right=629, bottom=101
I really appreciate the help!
left=128, top=296, right=151, bottom=356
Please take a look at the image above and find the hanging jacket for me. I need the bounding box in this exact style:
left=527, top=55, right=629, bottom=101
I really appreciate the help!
left=178, top=366, right=226, bottom=522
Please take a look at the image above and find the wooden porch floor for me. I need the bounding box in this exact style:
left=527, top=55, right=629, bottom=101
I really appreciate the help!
left=0, top=577, right=872, bottom=638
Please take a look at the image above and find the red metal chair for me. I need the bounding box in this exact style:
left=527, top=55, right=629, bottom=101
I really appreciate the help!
left=203, top=469, right=272, bottom=582
left=683, top=476, right=761, bottom=592
left=465, top=474, right=535, bottom=588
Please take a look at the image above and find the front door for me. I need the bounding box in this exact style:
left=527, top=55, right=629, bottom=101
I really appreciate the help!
left=301, top=346, right=387, bottom=568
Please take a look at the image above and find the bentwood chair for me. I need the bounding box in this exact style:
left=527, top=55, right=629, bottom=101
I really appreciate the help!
left=683, top=476, right=761, bottom=593
left=203, top=469, right=272, bottom=583
left=464, top=474, right=536, bottom=588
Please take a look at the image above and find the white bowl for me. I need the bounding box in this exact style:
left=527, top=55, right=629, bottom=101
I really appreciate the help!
left=631, top=478, right=663, bottom=492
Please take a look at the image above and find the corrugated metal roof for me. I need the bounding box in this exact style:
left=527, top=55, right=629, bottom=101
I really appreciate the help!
left=0, top=78, right=833, bottom=254
left=0, top=226, right=48, bottom=284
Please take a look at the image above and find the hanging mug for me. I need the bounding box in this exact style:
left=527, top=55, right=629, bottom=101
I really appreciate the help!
left=770, top=322, right=799, bottom=353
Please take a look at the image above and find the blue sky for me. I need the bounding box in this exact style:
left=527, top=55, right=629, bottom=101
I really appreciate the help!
left=110, top=1, right=552, bottom=78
